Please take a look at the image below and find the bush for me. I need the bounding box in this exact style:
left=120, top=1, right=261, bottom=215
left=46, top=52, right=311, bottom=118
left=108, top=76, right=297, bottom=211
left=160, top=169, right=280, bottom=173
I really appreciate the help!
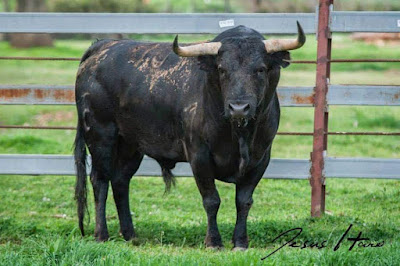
left=256, top=0, right=400, bottom=12
left=50, top=0, right=156, bottom=13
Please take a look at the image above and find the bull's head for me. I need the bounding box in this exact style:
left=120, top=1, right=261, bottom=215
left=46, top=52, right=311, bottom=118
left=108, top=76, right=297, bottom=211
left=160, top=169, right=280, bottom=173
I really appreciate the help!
left=173, top=22, right=305, bottom=127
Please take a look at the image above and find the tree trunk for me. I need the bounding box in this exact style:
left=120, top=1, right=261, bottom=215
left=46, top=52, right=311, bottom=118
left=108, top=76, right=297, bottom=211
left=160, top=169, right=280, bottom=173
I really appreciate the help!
left=2, top=0, right=10, bottom=12
left=164, top=0, right=172, bottom=12
left=10, top=0, right=54, bottom=48
left=252, top=0, right=262, bottom=12
left=190, top=0, right=195, bottom=12
left=224, top=0, right=231, bottom=13
left=133, top=0, right=144, bottom=12
left=1, top=0, right=11, bottom=41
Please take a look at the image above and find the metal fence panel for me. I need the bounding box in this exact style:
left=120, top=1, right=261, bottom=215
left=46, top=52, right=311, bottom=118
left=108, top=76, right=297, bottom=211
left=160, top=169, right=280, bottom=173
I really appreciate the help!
left=0, top=12, right=316, bottom=34
left=331, top=11, right=400, bottom=33
left=0, top=85, right=75, bottom=105
left=0, top=154, right=75, bottom=176
left=2, top=12, right=399, bottom=34
left=0, top=11, right=399, bottom=182
left=327, top=85, right=400, bottom=106
left=278, top=86, right=314, bottom=107
left=0, top=154, right=310, bottom=179
left=0, top=85, right=315, bottom=106
left=325, top=157, right=400, bottom=179
left=0, top=154, right=399, bottom=179
left=3, top=85, right=399, bottom=106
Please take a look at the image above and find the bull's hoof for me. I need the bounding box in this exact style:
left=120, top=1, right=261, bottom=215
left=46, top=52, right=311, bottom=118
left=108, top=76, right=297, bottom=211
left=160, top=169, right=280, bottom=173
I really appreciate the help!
left=206, top=245, right=224, bottom=251
left=130, top=237, right=141, bottom=246
left=205, top=235, right=223, bottom=249
left=232, top=246, right=248, bottom=252
left=94, top=231, right=109, bottom=242
left=95, top=235, right=109, bottom=242
left=119, top=229, right=136, bottom=241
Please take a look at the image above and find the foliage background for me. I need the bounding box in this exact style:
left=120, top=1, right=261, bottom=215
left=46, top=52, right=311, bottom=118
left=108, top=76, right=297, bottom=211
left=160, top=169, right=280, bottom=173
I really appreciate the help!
left=1, top=0, right=400, bottom=13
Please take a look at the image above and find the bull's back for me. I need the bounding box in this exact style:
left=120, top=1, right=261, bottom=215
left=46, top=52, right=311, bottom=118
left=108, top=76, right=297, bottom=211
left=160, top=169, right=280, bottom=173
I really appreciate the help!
left=77, top=39, right=195, bottom=97
left=75, top=39, right=200, bottom=161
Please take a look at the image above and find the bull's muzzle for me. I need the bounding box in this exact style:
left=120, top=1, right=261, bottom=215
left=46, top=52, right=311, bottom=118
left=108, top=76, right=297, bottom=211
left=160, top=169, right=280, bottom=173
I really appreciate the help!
left=228, top=102, right=251, bottom=127
left=229, top=103, right=250, bottom=118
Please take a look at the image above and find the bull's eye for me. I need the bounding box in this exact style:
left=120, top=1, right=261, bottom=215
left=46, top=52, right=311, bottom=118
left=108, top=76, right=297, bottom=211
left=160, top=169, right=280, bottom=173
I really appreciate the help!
left=218, top=66, right=227, bottom=76
left=256, top=67, right=266, bottom=74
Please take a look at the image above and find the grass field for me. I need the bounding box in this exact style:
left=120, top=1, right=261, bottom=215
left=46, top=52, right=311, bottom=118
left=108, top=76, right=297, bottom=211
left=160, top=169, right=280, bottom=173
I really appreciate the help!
left=0, top=34, right=399, bottom=265
left=1, top=176, right=399, bottom=265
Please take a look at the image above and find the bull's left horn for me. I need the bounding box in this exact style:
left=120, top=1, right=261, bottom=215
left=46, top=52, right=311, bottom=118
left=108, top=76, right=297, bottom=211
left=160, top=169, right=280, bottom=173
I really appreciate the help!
left=263, top=21, right=306, bottom=53
left=173, top=35, right=221, bottom=57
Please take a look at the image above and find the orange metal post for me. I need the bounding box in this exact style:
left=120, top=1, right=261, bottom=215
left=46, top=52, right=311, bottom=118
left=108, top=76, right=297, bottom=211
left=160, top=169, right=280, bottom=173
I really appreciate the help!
left=310, top=0, right=333, bottom=217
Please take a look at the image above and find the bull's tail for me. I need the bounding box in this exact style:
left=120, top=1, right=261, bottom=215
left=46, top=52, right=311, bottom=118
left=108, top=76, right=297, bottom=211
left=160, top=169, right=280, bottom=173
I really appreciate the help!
left=161, top=167, right=176, bottom=194
left=74, top=119, right=88, bottom=236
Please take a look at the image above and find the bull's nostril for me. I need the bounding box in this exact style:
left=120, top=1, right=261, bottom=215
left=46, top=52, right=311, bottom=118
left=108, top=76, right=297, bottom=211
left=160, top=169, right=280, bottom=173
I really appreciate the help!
left=229, top=103, right=250, bottom=117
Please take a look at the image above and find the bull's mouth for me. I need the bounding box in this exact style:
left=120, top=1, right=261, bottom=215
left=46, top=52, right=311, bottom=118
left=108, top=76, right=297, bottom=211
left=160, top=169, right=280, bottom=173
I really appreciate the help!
left=231, top=117, right=249, bottom=128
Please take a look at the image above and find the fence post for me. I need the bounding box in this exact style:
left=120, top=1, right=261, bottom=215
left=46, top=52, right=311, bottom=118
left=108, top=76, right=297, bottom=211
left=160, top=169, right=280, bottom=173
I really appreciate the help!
left=310, top=0, right=333, bottom=217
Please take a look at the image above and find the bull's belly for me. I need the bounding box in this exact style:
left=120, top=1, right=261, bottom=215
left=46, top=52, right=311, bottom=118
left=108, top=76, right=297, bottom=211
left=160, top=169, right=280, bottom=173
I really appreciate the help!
left=139, top=139, right=186, bottom=162
left=117, top=117, right=186, bottom=162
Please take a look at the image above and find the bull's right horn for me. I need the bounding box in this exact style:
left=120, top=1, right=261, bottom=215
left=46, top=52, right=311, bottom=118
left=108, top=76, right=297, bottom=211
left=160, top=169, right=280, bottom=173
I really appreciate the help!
left=173, top=35, right=221, bottom=57
left=263, top=21, right=306, bottom=53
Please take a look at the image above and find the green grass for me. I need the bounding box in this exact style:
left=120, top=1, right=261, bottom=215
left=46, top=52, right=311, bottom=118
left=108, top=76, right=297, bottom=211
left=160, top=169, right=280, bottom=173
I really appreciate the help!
left=0, top=34, right=399, bottom=264
left=0, top=176, right=399, bottom=265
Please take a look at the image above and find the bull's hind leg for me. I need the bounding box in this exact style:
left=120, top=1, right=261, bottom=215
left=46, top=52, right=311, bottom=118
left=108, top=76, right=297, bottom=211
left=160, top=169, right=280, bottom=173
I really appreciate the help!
left=111, top=137, right=143, bottom=240
left=87, top=122, right=118, bottom=242
left=91, top=169, right=110, bottom=241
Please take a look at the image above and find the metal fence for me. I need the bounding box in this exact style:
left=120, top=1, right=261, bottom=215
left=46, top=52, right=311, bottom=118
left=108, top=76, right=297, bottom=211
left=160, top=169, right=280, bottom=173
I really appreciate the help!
left=0, top=0, right=399, bottom=216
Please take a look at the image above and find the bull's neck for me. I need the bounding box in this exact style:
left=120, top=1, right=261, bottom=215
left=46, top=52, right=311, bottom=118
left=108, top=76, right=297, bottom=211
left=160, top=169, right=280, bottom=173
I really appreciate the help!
left=201, top=75, right=226, bottom=125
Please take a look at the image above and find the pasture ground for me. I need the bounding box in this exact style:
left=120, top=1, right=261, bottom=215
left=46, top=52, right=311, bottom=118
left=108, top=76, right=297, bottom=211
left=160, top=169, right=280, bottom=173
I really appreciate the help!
left=0, top=34, right=399, bottom=265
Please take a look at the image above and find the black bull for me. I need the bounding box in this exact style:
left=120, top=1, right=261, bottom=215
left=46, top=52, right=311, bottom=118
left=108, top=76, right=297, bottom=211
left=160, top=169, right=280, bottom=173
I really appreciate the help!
left=74, top=24, right=305, bottom=249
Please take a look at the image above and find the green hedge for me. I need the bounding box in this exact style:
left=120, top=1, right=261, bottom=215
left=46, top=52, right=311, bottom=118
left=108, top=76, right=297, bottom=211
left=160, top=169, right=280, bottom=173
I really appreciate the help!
left=1, top=0, right=399, bottom=13
left=50, top=0, right=156, bottom=13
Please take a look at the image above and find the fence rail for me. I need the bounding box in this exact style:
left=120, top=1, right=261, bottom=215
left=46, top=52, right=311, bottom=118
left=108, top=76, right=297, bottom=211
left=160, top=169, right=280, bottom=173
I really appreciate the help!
left=331, top=11, right=400, bottom=33
left=1, top=125, right=399, bottom=136
left=1, top=11, right=399, bottom=34
left=2, top=57, right=400, bottom=64
left=2, top=85, right=399, bottom=106
left=0, top=12, right=317, bottom=34
left=1, top=154, right=399, bottom=180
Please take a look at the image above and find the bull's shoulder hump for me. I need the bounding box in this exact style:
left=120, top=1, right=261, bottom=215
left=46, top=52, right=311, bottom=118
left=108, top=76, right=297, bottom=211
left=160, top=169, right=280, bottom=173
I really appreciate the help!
left=80, top=39, right=112, bottom=63
left=80, top=40, right=175, bottom=63
left=77, top=40, right=127, bottom=77
left=213, top=25, right=264, bottom=41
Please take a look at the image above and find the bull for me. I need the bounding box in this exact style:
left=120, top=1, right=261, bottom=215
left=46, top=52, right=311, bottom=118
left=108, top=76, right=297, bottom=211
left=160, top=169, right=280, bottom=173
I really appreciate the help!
left=74, top=23, right=305, bottom=250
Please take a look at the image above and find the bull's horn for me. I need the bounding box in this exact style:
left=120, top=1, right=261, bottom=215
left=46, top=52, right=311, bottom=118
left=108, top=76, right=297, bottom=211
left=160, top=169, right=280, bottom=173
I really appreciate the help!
left=263, top=21, right=306, bottom=53
left=173, top=35, right=221, bottom=57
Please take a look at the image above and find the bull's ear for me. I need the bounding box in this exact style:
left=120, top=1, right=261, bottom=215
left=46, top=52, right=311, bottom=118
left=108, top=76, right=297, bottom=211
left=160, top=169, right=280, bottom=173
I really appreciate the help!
left=270, top=51, right=291, bottom=68
left=198, top=55, right=217, bottom=72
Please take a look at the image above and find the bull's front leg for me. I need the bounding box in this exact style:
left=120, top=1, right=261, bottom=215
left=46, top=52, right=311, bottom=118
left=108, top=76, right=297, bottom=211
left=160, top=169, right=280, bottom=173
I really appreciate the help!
left=232, top=157, right=268, bottom=250
left=232, top=181, right=258, bottom=250
left=197, top=179, right=222, bottom=248
left=190, top=146, right=223, bottom=249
